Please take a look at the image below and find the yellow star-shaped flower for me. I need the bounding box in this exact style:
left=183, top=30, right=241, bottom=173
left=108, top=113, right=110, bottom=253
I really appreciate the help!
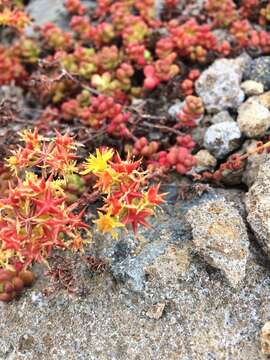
left=94, top=210, right=124, bottom=239
left=81, top=148, right=114, bottom=175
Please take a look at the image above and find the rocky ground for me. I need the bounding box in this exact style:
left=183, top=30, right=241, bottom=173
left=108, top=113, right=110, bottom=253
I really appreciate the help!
left=3, top=1, right=270, bottom=359
left=1, top=181, right=270, bottom=359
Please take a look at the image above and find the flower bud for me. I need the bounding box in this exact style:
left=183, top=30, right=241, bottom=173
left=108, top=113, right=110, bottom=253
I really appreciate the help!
left=19, top=270, right=34, bottom=287
left=4, top=282, right=14, bottom=294
left=12, top=277, right=24, bottom=292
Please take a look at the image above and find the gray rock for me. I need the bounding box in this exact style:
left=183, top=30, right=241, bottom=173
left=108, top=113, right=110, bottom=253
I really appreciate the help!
left=186, top=198, right=250, bottom=287
left=237, top=98, right=270, bottom=137
left=233, top=52, right=252, bottom=75
left=190, top=125, right=206, bottom=147
left=112, top=240, right=169, bottom=292
left=247, top=57, right=270, bottom=91
left=210, top=110, right=234, bottom=124
left=194, top=149, right=217, bottom=172
left=1, top=245, right=269, bottom=360
left=204, top=121, right=242, bottom=159
left=111, top=211, right=191, bottom=292
left=213, top=29, right=234, bottom=45
left=242, top=140, right=269, bottom=187
left=246, top=159, right=270, bottom=257
left=241, top=80, right=264, bottom=96
left=182, top=0, right=205, bottom=17
left=154, top=0, right=168, bottom=19
left=195, top=58, right=245, bottom=113
left=1, top=188, right=269, bottom=359
left=261, top=321, right=270, bottom=355
left=112, top=186, right=248, bottom=292
left=26, top=0, right=69, bottom=30
left=145, top=302, right=166, bottom=319
left=220, top=165, right=245, bottom=186
left=26, top=0, right=94, bottom=32
left=144, top=245, right=190, bottom=286
left=257, top=91, right=270, bottom=109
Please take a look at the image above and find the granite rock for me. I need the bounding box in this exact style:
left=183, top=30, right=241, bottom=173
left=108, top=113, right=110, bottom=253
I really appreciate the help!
left=195, top=58, right=245, bottom=113
left=26, top=0, right=70, bottom=30
left=242, top=140, right=269, bottom=187
left=194, top=149, right=217, bottom=172
left=210, top=110, right=234, bottom=124
left=247, top=57, right=270, bottom=91
left=204, top=121, right=242, bottom=159
left=241, top=80, right=264, bottom=96
left=186, top=198, right=250, bottom=287
left=261, top=321, right=270, bottom=355
left=246, top=159, right=270, bottom=257
left=237, top=98, right=270, bottom=138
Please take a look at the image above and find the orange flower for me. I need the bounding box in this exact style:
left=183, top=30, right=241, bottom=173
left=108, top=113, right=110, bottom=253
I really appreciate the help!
left=94, top=210, right=124, bottom=238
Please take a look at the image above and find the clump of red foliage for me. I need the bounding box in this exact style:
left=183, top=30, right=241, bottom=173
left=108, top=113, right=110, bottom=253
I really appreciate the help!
left=2, top=0, right=270, bottom=301
left=0, top=128, right=164, bottom=300
left=1, top=0, right=270, bottom=175
left=1, top=130, right=89, bottom=269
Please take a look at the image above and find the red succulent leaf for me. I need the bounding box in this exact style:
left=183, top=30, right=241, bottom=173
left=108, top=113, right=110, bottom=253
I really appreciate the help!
left=147, top=184, right=166, bottom=206
left=121, top=207, right=153, bottom=234
left=32, top=190, right=67, bottom=217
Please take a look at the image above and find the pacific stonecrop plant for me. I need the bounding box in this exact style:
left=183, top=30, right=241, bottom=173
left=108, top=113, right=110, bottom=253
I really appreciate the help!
left=3, top=0, right=270, bottom=300
left=1, top=0, right=270, bottom=178
left=0, top=129, right=164, bottom=301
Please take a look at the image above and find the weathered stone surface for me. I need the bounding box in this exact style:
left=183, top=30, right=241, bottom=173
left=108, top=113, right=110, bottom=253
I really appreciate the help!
left=257, top=91, right=270, bottom=109
left=26, top=0, right=95, bottom=30
left=261, top=321, right=270, bottom=355
left=220, top=165, right=245, bottom=186
left=246, top=159, right=270, bottom=257
left=0, top=189, right=269, bottom=359
left=247, top=57, right=270, bottom=91
left=242, top=140, right=269, bottom=187
left=186, top=198, right=250, bottom=287
left=190, top=125, right=206, bottom=147
left=144, top=245, right=190, bottom=285
left=195, top=58, right=245, bottom=113
left=0, top=237, right=269, bottom=359
left=204, top=121, right=242, bottom=159
left=241, top=80, right=264, bottom=96
left=111, top=208, right=191, bottom=292
left=26, top=0, right=69, bottom=30
left=210, top=110, right=234, bottom=124
left=194, top=149, right=217, bottom=172
left=237, top=98, right=270, bottom=137
left=145, top=302, right=165, bottom=319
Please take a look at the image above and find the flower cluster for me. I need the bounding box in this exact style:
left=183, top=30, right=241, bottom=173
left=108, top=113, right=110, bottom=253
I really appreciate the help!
left=65, top=0, right=87, bottom=15
left=0, top=129, right=165, bottom=300
left=1, top=130, right=89, bottom=271
left=133, top=137, right=159, bottom=158
left=0, top=7, right=30, bottom=32
left=6, top=129, right=79, bottom=178
left=143, top=53, right=180, bottom=90
left=41, top=23, right=73, bottom=51
left=82, top=148, right=165, bottom=236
